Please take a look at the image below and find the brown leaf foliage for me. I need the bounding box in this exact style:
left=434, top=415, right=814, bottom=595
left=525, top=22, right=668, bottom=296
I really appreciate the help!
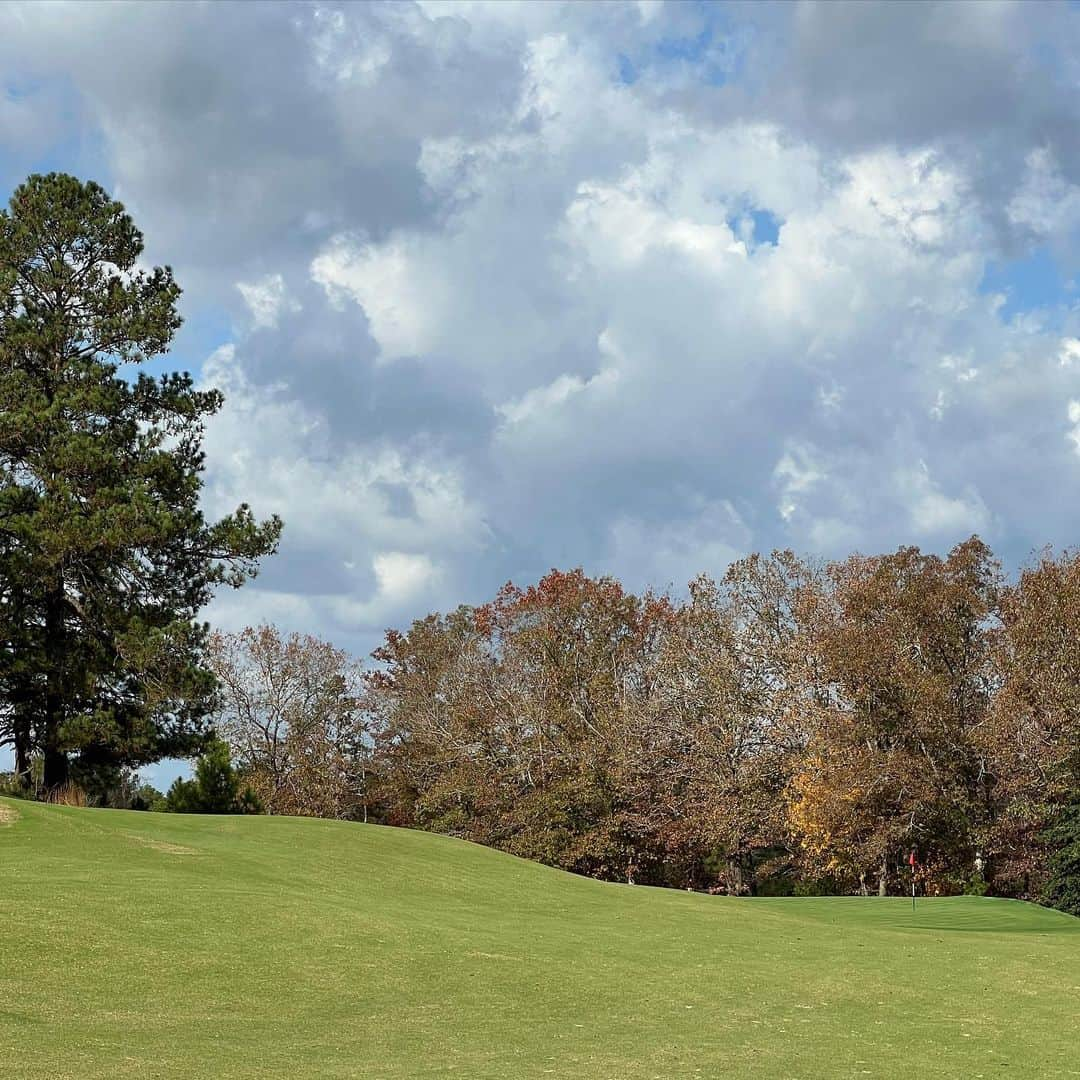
left=223, top=539, right=1080, bottom=899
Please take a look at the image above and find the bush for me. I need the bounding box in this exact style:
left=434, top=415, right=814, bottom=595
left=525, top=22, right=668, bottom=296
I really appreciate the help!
left=0, top=773, right=30, bottom=799
left=131, top=784, right=165, bottom=812
left=793, top=878, right=838, bottom=897
left=962, top=872, right=990, bottom=897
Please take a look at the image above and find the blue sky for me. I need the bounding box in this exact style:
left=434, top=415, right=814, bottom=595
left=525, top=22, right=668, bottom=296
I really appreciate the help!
left=2, top=0, right=1080, bottom=788
left=980, top=248, right=1075, bottom=323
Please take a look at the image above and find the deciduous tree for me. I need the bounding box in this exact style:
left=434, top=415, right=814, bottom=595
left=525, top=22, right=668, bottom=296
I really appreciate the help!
left=646, top=573, right=794, bottom=893
left=210, top=625, right=368, bottom=819
left=786, top=538, right=1000, bottom=894
left=983, top=550, right=1080, bottom=889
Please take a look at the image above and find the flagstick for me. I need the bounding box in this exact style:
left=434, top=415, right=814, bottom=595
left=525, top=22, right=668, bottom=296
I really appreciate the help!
left=908, top=849, right=917, bottom=913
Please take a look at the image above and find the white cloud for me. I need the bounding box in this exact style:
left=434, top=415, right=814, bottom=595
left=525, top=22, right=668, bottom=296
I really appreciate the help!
left=1008, top=148, right=1080, bottom=241
left=310, top=236, right=439, bottom=360
left=774, top=445, right=827, bottom=523
left=1059, top=338, right=1080, bottom=368
left=372, top=551, right=441, bottom=603
left=606, top=499, right=751, bottom=590
left=236, top=274, right=298, bottom=330
left=897, top=463, right=990, bottom=538
left=197, top=345, right=487, bottom=650
left=1069, top=401, right=1080, bottom=456
left=496, top=368, right=619, bottom=426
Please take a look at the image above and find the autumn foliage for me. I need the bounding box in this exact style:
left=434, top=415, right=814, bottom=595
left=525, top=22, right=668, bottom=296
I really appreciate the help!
left=208, top=626, right=369, bottom=820
left=358, top=542, right=1080, bottom=903
left=208, top=541, right=1078, bottom=904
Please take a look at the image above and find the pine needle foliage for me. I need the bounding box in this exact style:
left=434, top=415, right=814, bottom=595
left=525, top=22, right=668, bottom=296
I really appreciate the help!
left=0, top=173, right=281, bottom=791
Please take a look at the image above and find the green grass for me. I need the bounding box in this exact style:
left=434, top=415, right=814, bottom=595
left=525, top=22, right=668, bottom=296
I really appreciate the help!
left=1, top=799, right=1078, bottom=1079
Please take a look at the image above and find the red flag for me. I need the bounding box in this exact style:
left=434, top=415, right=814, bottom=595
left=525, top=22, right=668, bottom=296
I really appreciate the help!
left=908, top=850, right=917, bottom=867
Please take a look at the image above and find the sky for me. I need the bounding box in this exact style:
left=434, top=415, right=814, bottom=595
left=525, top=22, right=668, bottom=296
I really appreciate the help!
left=3, top=1, right=1080, bottom=785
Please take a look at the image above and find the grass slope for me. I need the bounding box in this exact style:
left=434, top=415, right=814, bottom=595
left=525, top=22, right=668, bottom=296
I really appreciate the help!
left=1, top=799, right=1078, bottom=1079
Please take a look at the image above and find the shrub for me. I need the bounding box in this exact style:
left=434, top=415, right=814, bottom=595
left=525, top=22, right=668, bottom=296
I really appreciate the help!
left=131, top=784, right=165, bottom=812
left=0, top=773, right=30, bottom=799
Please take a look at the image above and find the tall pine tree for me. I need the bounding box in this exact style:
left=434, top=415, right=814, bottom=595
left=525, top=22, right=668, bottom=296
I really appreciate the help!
left=0, top=173, right=281, bottom=792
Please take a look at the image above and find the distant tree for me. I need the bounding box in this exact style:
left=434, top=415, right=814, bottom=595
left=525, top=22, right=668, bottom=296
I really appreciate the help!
left=984, top=550, right=1080, bottom=892
left=470, top=570, right=671, bottom=881
left=0, top=173, right=281, bottom=793
left=366, top=606, right=495, bottom=835
left=1041, top=797, right=1080, bottom=916
left=164, top=739, right=261, bottom=814
left=66, top=765, right=165, bottom=810
left=369, top=570, right=674, bottom=883
left=646, top=571, right=797, bottom=894
left=786, top=538, right=1000, bottom=895
left=75, top=764, right=145, bottom=809
left=210, top=626, right=368, bottom=819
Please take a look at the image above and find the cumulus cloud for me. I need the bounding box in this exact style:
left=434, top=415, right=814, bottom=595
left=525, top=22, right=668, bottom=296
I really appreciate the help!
left=234, top=274, right=297, bottom=331
left=197, top=344, right=488, bottom=652
left=2, top=0, right=1080, bottom=660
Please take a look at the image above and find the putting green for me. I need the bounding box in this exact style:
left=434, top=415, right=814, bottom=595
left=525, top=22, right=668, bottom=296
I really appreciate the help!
left=1, top=798, right=1077, bottom=1078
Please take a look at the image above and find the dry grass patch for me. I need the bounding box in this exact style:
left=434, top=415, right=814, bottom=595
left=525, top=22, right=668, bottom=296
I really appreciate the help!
left=44, top=783, right=87, bottom=807
left=128, top=836, right=200, bottom=856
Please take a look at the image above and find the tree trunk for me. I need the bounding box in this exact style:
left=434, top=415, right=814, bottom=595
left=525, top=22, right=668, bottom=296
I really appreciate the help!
left=13, top=740, right=30, bottom=784
left=12, top=707, right=31, bottom=788
left=42, top=575, right=69, bottom=791
left=726, top=856, right=743, bottom=896
left=877, top=855, right=888, bottom=897
left=43, top=744, right=69, bottom=791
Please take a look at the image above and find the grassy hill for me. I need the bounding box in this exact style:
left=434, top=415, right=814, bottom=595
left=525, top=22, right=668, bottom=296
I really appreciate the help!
left=1, top=798, right=1078, bottom=1079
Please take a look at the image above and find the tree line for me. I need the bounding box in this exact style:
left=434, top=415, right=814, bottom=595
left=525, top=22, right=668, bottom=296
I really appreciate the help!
left=200, top=539, right=1078, bottom=912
